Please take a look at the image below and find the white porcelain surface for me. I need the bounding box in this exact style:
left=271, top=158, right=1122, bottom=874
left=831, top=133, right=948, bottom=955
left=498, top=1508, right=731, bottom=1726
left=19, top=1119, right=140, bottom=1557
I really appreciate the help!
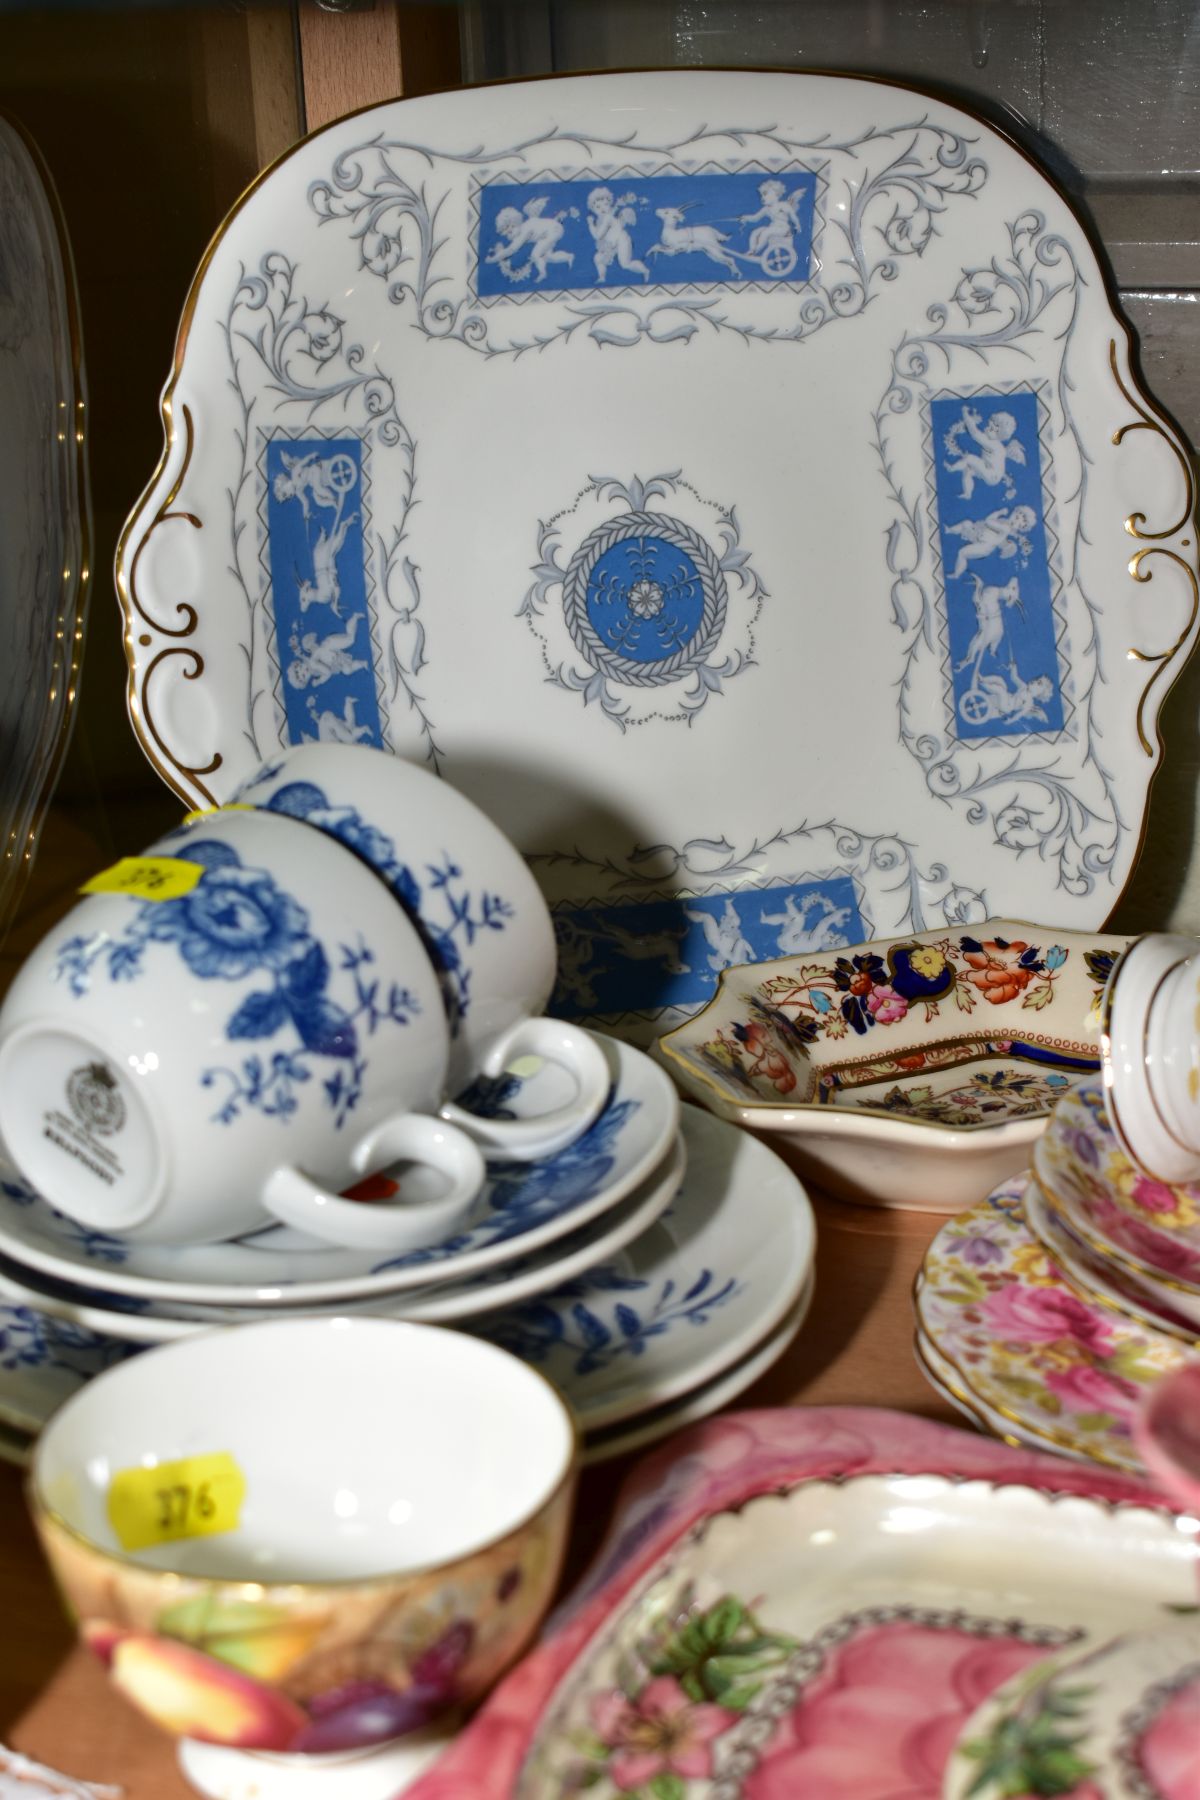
left=475, top=1105, right=815, bottom=1430
left=119, top=72, right=1198, bottom=1041
left=231, top=745, right=606, bottom=1153
left=580, top=1279, right=813, bottom=1467
left=0, top=1131, right=685, bottom=1340
left=0, top=1032, right=676, bottom=1305
left=0, top=809, right=491, bottom=1250
left=0, top=113, right=89, bottom=938
left=34, top=1317, right=575, bottom=1581
left=658, top=918, right=1125, bottom=1209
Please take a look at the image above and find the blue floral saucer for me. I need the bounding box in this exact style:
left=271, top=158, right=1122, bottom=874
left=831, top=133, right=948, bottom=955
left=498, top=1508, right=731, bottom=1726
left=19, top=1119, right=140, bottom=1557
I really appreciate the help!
left=472, top=1106, right=815, bottom=1431
left=0, top=1032, right=677, bottom=1307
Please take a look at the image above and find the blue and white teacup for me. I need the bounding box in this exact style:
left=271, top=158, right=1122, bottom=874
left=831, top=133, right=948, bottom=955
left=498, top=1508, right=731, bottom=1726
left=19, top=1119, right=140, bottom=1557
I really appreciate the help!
left=0, top=809, right=487, bottom=1251
left=232, top=743, right=609, bottom=1160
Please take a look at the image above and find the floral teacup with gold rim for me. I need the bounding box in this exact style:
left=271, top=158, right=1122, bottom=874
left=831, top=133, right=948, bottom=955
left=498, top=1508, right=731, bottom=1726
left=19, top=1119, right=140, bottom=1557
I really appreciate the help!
left=656, top=919, right=1130, bottom=1210
left=29, top=1316, right=577, bottom=1800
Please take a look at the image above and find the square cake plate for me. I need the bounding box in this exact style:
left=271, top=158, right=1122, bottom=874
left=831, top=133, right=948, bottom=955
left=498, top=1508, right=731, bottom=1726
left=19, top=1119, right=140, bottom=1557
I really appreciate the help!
left=657, top=919, right=1130, bottom=1208
left=402, top=1408, right=1199, bottom=1799
left=119, top=72, right=1198, bottom=1042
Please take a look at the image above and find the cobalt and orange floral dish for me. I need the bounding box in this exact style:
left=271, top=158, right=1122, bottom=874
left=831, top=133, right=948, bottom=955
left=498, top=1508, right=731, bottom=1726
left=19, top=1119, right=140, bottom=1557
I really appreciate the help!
left=118, top=71, right=1198, bottom=1041
left=915, top=1176, right=1186, bottom=1470
left=399, top=1409, right=1199, bottom=1799
left=657, top=921, right=1127, bottom=1209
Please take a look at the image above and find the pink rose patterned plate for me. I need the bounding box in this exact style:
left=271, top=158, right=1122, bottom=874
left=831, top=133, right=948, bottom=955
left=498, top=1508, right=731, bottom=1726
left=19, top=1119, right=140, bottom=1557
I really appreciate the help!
left=402, top=1409, right=1199, bottom=1799
left=1034, top=1080, right=1200, bottom=1305
left=943, top=1621, right=1200, bottom=1800
left=1023, top=1174, right=1200, bottom=1346
left=914, top=1176, right=1187, bottom=1472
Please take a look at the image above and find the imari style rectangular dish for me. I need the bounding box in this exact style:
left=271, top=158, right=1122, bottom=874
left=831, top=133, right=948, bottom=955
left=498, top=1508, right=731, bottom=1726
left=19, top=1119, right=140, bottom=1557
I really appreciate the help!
left=117, top=71, right=1197, bottom=1041
left=657, top=921, right=1131, bottom=1210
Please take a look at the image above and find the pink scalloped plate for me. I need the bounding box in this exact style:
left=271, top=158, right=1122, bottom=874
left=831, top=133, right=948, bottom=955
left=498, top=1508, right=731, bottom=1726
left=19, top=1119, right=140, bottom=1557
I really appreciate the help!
left=406, top=1406, right=1200, bottom=1798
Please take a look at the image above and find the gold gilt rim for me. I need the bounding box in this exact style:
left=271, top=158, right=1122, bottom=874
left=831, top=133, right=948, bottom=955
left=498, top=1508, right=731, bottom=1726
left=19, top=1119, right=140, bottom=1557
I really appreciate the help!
left=0, top=107, right=92, bottom=920
left=912, top=1269, right=1151, bottom=1475
left=913, top=1326, right=1029, bottom=1453
left=1021, top=1172, right=1200, bottom=1350
left=29, top=1320, right=582, bottom=1595
left=1029, top=1158, right=1200, bottom=1303
left=115, top=65, right=1200, bottom=889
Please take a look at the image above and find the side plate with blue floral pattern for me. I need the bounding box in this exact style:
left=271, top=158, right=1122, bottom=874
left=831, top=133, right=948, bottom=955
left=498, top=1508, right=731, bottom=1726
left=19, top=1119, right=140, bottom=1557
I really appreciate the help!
left=119, top=71, right=1198, bottom=1040
left=0, top=1032, right=677, bottom=1306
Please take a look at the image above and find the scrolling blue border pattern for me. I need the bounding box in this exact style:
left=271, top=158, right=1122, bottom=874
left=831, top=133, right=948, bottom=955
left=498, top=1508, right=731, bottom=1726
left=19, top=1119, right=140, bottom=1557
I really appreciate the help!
left=875, top=212, right=1119, bottom=901
left=223, top=252, right=441, bottom=772
left=928, top=386, right=1067, bottom=741
left=264, top=433, right=387, bottom=751
left=308, top=122, right=986, bottom=356
left=473, top=165, right=820, bottom=300
left=536, top=821, right=989, bottom=1026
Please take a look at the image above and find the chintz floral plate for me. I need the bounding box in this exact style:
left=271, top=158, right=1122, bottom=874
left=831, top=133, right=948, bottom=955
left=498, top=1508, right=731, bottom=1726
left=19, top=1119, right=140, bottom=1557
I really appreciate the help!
left=1034, top=1080, right=1200, bottom=1301
left=475, top=1106, right=815, bottom=1430
left=943, top=1623, right=1200, bottom=1800
left=403, top=1409, right=1200, bottom=1799
left=118, top=71, right=1198, bottom=1040
left=658, top=919, right=1126, bottom=1209
left=0, top=1032, right=676, bottom=1305
left=1023, top=1175, right=1200, bottom=1346
left=914, top=1176, right=1187, bottom=1472
left=0, top=112, right=89, bottom=936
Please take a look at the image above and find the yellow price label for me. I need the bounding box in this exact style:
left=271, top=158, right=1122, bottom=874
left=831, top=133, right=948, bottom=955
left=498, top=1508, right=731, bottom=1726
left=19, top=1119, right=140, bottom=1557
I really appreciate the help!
left=180, top=804, right=255, bottom=825
left=107, top=1452, right=246, bottom=1553
left=80, top=857, right=205, bottom=902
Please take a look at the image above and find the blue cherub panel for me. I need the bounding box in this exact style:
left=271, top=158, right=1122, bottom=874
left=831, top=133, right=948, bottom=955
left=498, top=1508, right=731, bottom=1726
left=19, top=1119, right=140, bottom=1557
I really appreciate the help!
left=475, top=169, right=818, bottom=299
left=551, top=877, right=865, bottom=1019
left=264, top=436, right=385, bottom=750
left=929, top=389, right=1064, bottom=740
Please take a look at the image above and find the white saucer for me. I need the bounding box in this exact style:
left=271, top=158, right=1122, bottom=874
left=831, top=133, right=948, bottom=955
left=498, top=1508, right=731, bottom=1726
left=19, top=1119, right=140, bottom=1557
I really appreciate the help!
left=0, top=1301, right=132, bottom=1435
left=581, top=1278, right=813, bottom=1465
left=0, top=1133, right=685, bottom=1339
left=0, top=1032, right=677, bottom=1306
left=474, top=1106, right=815, bottom=1431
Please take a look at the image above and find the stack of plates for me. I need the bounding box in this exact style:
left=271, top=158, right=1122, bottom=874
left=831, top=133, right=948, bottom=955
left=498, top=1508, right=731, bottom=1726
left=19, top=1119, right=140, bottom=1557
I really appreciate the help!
left=914, top=1079, right=1200, bottom=1473
left=0, top=1031, right=816, bottom=1466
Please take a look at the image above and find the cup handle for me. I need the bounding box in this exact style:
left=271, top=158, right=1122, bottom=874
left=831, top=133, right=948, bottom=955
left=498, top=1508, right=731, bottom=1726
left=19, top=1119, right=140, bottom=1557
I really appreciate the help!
left=261, top=1114, right=486, bottom=1251
left=439, top=1018, right=610, bottom=1161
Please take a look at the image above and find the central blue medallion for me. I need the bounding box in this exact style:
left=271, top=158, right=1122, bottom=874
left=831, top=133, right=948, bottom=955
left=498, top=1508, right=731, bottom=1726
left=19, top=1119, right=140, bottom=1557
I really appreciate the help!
left=562, top=508, right=728, bottom=691
left=585, top=537, right=705, bottom=663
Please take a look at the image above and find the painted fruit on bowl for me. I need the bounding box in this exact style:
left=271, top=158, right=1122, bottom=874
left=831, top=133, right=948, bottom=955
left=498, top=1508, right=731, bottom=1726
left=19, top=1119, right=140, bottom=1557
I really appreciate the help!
left=34, top=1494, right=572, bottom=1753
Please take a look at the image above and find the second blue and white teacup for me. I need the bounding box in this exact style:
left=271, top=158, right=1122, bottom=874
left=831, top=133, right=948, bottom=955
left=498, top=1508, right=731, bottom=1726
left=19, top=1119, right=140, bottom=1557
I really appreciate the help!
left=0, top=808, right=487, bottom=1251
left=232, top=743, right=609, bottom=1160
